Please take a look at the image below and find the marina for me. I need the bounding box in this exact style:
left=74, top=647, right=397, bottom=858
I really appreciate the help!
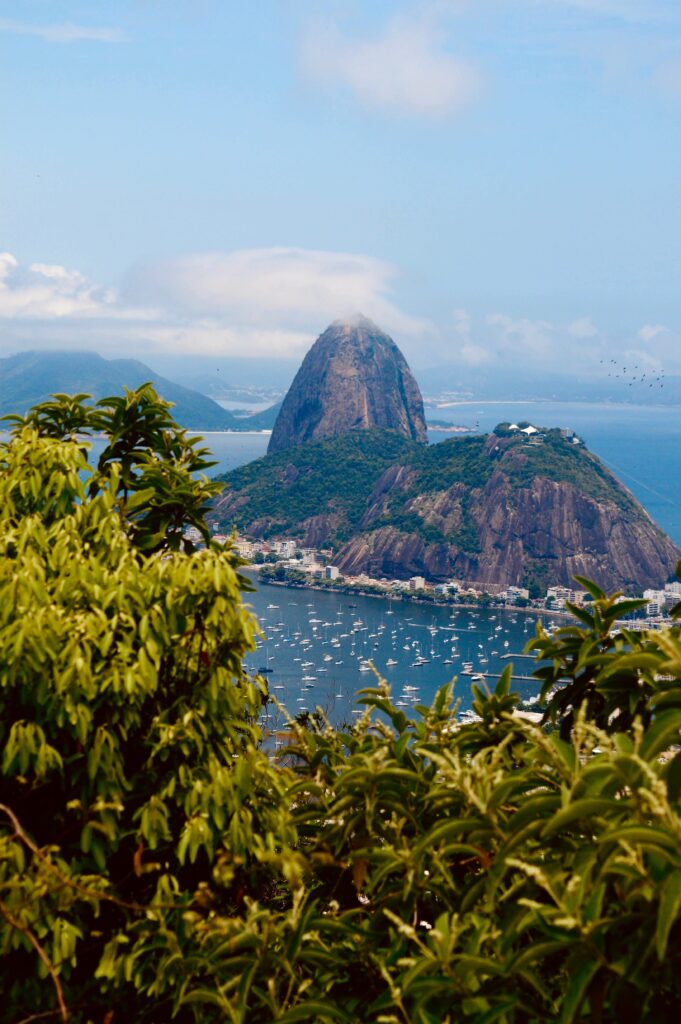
left=243, top=575, right=555, bottom=728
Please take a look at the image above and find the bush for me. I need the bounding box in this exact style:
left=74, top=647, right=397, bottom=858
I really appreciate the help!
left=0, top=392, right=679, bottom=1022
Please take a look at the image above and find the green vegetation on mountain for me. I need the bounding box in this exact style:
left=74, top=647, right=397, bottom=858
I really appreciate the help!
left=212, top=424, right=680, bottom=596
left=216, top=427, right=640, bottom=545
left=493, top=424, right=637, bottom=512
left=221, top=428, right=421, bottom=541
left=1, top=392, right=680, bottom=1021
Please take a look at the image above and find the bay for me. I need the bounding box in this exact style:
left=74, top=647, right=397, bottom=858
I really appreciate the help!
left=244, top=573, right=547, bottom=729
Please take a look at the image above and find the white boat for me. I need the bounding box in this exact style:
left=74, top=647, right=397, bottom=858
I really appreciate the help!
left=386, top=658, right=398, bottom=666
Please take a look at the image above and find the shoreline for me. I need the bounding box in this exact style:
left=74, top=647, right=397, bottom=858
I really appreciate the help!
left=250, top=572, right=671, bottom=631
left=248, top=569, right=574, bottom=622
left=192, top=429, right=272, bottom=435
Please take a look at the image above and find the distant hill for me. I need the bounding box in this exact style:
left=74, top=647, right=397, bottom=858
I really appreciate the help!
left=0, top=351, right=273, bottom=431
left=236, top=401, right=282, bottom=430
left=211, top=425, right=680, bottom=593
left=268, top=317, right=427, bottom=453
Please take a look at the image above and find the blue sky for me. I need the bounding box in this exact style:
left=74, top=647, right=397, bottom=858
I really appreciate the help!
left=1, top=0, right=680, bottom=376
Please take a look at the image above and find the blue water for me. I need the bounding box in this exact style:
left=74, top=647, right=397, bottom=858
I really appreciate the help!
left=200, top=402, right=681, bottom=546
left=244, top=575, right=545, bottom=729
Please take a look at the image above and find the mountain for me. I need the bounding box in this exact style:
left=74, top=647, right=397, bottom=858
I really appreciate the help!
left=268, top=316, right=427, bottom=453
left=212, top=425, right=680, bottom=593
left=0, top=351, right=250, bottom=430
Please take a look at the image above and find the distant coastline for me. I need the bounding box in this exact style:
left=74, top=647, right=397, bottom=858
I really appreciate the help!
left=194, top=428, right=272, bottom=435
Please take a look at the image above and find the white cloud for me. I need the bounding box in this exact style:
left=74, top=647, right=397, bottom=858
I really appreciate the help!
left=484, top=312, right=556, bottom=359
left=300, top=16, right=481, bottom=118
left=124, top=248, right=429, bottom=340
left=0, top=19, right=126, bottom=43
left=443, top=309, right=681, bottom=376
left=2, top=250, right=678, bottom=375
left=632, top=323, right=681, bottom=369
left=0, top=248, right=429, bottom=361
left=442, top=308, right=620, bottom=371
left=449, top=308, right=492, bottom=365
left=568, top=316, right=598, bottom=338
left=638, top=323, right=669, bottom=342
left=0, top=253, right=122, bottom=319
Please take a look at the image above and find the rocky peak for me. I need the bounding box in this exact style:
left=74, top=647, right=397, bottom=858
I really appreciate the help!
left=267, top=317, right=427, bottom=454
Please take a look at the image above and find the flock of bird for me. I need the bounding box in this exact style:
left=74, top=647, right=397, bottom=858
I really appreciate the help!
left=601, top=358, right=666, bottom=390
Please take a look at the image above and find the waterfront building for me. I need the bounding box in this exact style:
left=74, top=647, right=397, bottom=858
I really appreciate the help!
left=546, top=585, right=573, bottom=608
left=505, top=586, right=530, bottom=602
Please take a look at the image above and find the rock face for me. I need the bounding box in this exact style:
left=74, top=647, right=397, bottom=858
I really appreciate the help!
left=268, top=316, right=427, bottom=453
left=334, top=477, right=678, bottom=592
left=213, top=427, right=680, bottom=594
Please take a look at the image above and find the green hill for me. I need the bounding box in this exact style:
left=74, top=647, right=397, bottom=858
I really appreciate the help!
left=0, top=350, right=273, bottom=431
left=211, top=425, right=679, bottom=593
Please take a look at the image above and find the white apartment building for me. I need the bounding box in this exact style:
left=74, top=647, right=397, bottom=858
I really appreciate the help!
left=546, top=586, right=573, bottom=607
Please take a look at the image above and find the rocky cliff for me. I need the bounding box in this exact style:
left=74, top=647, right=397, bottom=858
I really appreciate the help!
left=212, top=426, right=680, bottom=594
left=268, top=316, right=427, bottom=453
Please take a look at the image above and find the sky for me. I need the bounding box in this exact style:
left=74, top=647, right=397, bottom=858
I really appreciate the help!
left=1, top=0, right=680, bottom=381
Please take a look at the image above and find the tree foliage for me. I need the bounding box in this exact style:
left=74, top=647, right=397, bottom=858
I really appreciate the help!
left=6, top=384, right=220, bottom=552
left=0, top=393, right=679, bottom=1022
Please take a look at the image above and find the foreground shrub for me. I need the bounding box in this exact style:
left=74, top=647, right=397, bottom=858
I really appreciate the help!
left=0, top=393, right=679, bottom=1022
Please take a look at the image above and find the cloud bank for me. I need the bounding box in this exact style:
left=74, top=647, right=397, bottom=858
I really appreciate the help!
left=1, top=249, right=678, bottom=377
left=0, top=248, right=428, bottom=361
left=447, top=307, right=680, bottom=375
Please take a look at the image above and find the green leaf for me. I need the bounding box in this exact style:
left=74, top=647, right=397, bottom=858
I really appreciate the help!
left=560, top=959, right=599, bottom=1023
left=656, top=873, right=681, bottom=960
left=277, top=1001, right=353, bottom=1022
left=495, top=664, right=512, bottom=697
left=664, top=749, right=681, bottom=803
left=543, top=799, right=622, bottom=836
left=640, top=710, right=681, bottom=761
left=572, top=576, right=606, bottom=601
left=597, top=825, right=679, bottom=853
